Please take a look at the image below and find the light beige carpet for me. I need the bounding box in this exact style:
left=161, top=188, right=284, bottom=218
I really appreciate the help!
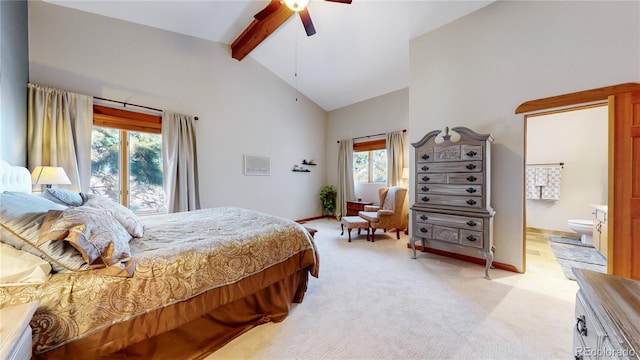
left=209, top=218, right=578, bottom=359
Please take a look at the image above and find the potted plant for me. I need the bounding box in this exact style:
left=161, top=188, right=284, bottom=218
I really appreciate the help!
left=319, top=185, right=337, bottom=215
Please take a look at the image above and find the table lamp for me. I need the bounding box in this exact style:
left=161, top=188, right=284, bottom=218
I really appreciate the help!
left=31, top=166, right=71, bottom=189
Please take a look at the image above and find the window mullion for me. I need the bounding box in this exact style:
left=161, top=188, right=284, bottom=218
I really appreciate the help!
left=120, top=130, right=129, bottom=208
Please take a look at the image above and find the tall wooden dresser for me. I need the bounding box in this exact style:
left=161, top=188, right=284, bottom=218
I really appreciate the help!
left=410, top=126, right=496, bottom=279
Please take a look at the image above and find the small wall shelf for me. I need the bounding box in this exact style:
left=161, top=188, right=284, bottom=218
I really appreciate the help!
left=292, top=159, right=317, bottom=172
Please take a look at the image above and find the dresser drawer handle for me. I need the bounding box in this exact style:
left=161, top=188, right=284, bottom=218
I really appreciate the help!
left=421, top=186, right=429, bottom=192
left=466, top=221, right=477, bottom=227
left=465, top=164, right=476, bottom=170
left=576, top=315, right=588, bottom=336
left=467, top=175, right=477, bottom=182
left=420, top=215, right=428, bottom=221
left=422, top=176, right=430, bottom=182
left=466, top=235, right=477, bottom=242
left=421, top=154, right=430, bottom=160
left=421, top=166, right=429, bottom=171
left=420, top=227, right=429, bottom=233
left=466, top=187, right=476, bottom=193
left=466, top=199, right=477, bottom=206
left=574, top=356, right=583, bottom=360
left=421, top=197, right=430, bottom=202
left=466, top=150, right=477, bottom=157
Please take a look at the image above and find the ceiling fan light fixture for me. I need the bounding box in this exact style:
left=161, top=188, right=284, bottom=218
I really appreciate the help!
left=283, top=0, right=309, bottom=12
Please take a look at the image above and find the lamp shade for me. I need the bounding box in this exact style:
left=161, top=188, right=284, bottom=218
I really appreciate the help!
left=31, top=166, right=71, bottom=187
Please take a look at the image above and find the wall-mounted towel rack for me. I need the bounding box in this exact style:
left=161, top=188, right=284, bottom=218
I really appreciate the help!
left=527, top=162, right=564, bottom=169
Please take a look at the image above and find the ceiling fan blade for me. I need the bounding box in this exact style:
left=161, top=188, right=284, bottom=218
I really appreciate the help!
left=254, top=0, right=282, bottom=20
left=299, top=8, right=316, bottom=36
left=324, top=0, right=352, bottom=3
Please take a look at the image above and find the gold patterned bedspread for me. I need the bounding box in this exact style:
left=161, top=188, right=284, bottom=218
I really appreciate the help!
left=0, top=207, right=318, bottom=354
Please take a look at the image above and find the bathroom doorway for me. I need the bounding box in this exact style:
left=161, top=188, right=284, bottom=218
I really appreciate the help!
left=524, top=104, right=608, bottom=279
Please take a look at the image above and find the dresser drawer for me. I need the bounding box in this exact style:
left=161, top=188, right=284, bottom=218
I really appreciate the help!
left=418, top=161, right=483, bottom=173
left=575, top=291, right=607, bottom=356
left=414, top=211, right=483, bottom=230
left=416, top=148, right=433, bottom=163
left=416, top=194, right=484, bottom=209
left=447, top=173, right=483, bottom=185
left=460, top=229, right=483, bottom=248
left=417, top=184, right=483, bottom=196
left=416, top=173, right=447, bottom=184
left=574, top=330, right=594, bottom=360
left=432, top=225, right=459, bottom=243
left=461, top=145, right=483, bottom=160
left=414, top=223, right=433, bottom=238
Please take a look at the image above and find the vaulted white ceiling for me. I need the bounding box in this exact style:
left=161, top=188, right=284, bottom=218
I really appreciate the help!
left=45, top=0, right=494, bottom=111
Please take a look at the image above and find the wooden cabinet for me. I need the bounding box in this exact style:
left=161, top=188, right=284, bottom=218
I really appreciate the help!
left=346, top=200, right=373, bottom=216
left=573, top=269, right=639, bottom=360
left=592, top=206, right=608, bottom=258
left=410, top=127, right=495, bottom=279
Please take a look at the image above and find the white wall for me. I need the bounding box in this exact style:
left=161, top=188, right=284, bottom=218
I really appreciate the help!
left=326, top=88, right=410, bottom=204
left=410, top=1, right=640, bottom=272
left=0, top=0, right=28, bottom=166
left=526, top=106, right=608, bottom=233
left=28, top=1, right=327, bottom=220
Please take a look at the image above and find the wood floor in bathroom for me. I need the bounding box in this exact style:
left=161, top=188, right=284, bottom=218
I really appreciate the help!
left=525, top=231, right=575, bottom=280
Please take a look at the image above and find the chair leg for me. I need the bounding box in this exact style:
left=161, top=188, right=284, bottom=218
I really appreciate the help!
left=370, top=228, right=376, bottom=242
left=341, top=223, right=344, bottom=235
left=347, top=228, right=352, bottom=242
left=396, top=229, right=400, bottom=239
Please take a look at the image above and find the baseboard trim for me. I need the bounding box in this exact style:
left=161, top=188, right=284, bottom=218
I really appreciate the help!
left=407, top=243, right=519, bottom=273
left=296, top=215, right=336, bottom=223
left=526, top=227, right=578, bottom=239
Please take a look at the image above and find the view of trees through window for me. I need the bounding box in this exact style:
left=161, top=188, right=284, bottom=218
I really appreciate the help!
left=91, top=126, right=166, bottom=213
left=353, top=149, right=387, bottom=182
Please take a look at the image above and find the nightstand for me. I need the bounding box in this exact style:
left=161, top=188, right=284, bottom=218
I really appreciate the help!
left=346, top=200, right=373, bottom=216
left=0, top=301, right=39, bottom=360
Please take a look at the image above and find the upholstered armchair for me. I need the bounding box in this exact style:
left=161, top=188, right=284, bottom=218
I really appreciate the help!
left=358, top=186, right=408, bottom=242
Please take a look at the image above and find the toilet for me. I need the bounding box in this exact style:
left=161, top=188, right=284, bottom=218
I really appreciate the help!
left=567, top=219, right=593, bottom=245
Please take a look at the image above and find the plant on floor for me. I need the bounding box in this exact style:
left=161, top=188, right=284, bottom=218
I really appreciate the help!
left=320, top=185, right=337, bottom=215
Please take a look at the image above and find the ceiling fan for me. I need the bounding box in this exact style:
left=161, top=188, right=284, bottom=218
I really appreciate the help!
left=231, top=0, right=352, bottom=61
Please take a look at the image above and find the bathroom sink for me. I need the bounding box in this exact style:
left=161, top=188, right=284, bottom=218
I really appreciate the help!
left=591, top=204, right=608, bottom=213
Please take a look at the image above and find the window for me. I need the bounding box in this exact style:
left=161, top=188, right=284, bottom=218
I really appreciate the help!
left=90, top=105, right=166, bottom=213
left=353, top=139, right=387, bottom=183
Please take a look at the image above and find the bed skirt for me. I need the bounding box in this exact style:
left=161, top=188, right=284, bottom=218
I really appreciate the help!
left=36, top=249, right=315, bottom=359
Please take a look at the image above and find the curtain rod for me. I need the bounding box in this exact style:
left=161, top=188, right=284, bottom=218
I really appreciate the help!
left=527, top=162, right=564, bottom=168
left=337, top=129, right=406, bottom=143
left=94, top=96, right=199, bottom=120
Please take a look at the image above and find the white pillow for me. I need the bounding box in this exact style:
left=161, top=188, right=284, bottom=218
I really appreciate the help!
left=42, top=188, right=83, bottom=206
left=82, top=194, right=144, bottom=237
left=0, top=191, right=89, bottom=272
left=0, top=243, right=51, bottom=286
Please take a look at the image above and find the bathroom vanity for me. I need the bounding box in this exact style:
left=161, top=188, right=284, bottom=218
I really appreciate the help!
left=592, top=205, right=608, bottom=258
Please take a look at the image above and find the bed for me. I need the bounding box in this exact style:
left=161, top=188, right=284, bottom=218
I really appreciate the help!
left=0, top=160, right=319, bottom=359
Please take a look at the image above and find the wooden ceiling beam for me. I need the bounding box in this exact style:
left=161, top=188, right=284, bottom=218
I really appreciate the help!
left=231, top=2, right=294, bottom=61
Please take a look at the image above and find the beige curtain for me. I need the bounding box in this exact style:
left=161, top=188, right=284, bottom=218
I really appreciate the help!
left=336, top=139, right=355, bottom=220
left=27, top=83, right=93, bottom=192
left=386, top=131, right=405, bottom=186
left=162, top=111, right=200, bottom=213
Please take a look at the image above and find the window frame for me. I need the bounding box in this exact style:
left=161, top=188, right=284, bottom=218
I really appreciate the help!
left=92, top=105, right=163, bottom=212
left=353, top=139, right=387, bottom=183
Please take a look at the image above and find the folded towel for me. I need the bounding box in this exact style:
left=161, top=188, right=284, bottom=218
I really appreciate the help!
left=541, top=166, right=561, bottom=200
left=534, top=167, right=548, bottom=186
left=525, top=166, right=540, bottom=200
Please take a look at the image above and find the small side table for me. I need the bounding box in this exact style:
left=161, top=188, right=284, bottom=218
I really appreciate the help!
left=346, top=200, right=373, bottom=216
left=0, top=301, right=39, bottom=360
